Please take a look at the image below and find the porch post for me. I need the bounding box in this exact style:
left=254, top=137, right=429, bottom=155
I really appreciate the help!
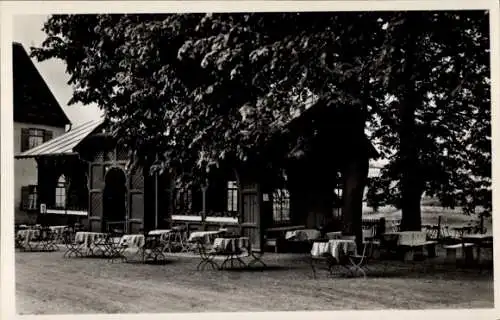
left=201, top=179, right=208, bottom=221
left=155, top=172, right=158, bottom=229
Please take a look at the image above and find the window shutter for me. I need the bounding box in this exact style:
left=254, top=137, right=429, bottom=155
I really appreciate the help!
left=21, top=128, right=30, bottom=152
left=43, top=130, right=53, bottom=142
left=20, top=186, right=30, bottom=210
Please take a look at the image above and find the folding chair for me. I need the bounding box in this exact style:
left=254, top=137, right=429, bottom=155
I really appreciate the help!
left=311, top=251, right=338, bottom=279
left=63, top=230, right=85, bottom=258
left=195, top=240, right=219, bottom=271
left=343, top=241, right=372, bottom=279
left=247, top=248, right=267, bottom=268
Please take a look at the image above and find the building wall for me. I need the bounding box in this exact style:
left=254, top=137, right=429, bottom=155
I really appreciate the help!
left=14, top=121, right=66, bottom=223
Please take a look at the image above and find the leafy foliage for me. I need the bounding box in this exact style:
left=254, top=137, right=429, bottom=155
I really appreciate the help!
left=32, top=11, right=491, bottom=219
left=32, top=12, right=386, bottom=184
left=365, top=11, right=491, bottom=217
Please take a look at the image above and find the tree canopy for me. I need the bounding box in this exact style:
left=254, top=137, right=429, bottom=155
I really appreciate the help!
left=364, top=11, right=491, bottom=221
left=32, top=12, right=386, bottom=179
left=31, top=11, right=492, bottom=222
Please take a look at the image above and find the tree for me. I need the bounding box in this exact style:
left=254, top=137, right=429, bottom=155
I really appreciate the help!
left=365, top=10, right=491, bottom=230
left=32, top=13, right=389, bottom=241
left=32, top=11, right=491, bottom=236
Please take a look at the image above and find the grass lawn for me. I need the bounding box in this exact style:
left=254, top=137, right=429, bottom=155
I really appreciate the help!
left=363, top=205, right=493, bottom=231
left=15, top=248, right=493, bottom=315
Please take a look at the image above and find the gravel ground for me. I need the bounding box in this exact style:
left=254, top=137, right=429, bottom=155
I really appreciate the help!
left=15, top=248, right=494, bottom=315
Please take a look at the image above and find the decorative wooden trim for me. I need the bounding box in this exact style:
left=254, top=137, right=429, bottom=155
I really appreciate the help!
left=46, top=209, right=87, bottom=216
left=205, top=216, right=238, bottom=224
left=171, top=215, right=202, bottom=222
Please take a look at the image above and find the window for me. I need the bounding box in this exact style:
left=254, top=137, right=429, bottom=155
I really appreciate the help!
left=273, top=189, right=290, bottom=223
left=227, top=181, right=238, bottom=213
left=20, top=185, right=37, bottom=210
left=175, top=188, right=192, bottom=214
left=21, top=128, right=53, bottom=152
left=55, top=175, right=67, bottom=208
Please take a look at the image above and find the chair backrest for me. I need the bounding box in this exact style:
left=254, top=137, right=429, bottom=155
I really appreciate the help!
left=341, top=235, right=356, bottom=241
left=326, top=231, right=342, bottom=240
left=362, top=227, right=375, bottom=241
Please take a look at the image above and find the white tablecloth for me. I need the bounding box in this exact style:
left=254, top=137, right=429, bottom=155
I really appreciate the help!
left=188, top=231, right=225, bottom=244
left=383, top=231, right=427, bottom=246
left=213, top=237, right=249, bottom=252
left=285, top=229, right=321, bottom=241
left=311, top=239, right=357, bottom=260
left=148, top=229, right=172, bottom=241
left=75, top=232, right=107, bottom=247
left=326, top=231, right=343, bottom=240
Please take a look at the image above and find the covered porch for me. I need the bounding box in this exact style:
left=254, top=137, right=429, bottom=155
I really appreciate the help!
left=14, top=120, right=102, bottom=226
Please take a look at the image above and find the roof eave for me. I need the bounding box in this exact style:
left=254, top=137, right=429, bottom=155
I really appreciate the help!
left=15, top=152, right=80, bottom=160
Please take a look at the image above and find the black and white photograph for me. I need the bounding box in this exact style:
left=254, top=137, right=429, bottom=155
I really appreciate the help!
left=1, top=1, right=498, bottom=318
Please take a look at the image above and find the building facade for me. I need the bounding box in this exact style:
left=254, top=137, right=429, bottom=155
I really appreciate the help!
left=15, top=69, right=380, bottom=250
left=13, top=42, right=71, bottom=224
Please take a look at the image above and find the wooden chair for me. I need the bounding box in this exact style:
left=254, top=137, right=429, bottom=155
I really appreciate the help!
left=195, top=240, right=219, bottom=271
left=310, top=239, right=337, bottom=279
left=343, top=241, right=372, bottom=279
left=62, top=230, right=85, bottom=258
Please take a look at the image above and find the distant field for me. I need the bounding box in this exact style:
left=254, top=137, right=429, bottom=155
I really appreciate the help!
left=362, top=205, right=492, bottom=231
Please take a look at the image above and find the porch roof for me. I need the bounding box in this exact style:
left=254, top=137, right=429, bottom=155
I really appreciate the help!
left=15, top=119, right=104, bottom=159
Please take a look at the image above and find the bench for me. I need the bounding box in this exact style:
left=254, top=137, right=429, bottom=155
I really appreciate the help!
left=264, top=238, right=278, bottom=253
left=400, top=240, right=438, bottom=261
left=264, top=225, right=306, bottom=253
left=442, top=243, right=475, bottom=264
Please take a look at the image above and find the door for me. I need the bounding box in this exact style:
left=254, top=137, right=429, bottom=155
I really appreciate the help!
left=103, top=166, right=128, bottom=232
left=239, top=182, right=263, bottom=251
left=88, top=163, right=105, bottom=232
left=128, top=166, right=145, bottom=233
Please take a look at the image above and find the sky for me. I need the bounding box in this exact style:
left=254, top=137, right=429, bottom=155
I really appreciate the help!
left=13, top=15, right=103, bottom=126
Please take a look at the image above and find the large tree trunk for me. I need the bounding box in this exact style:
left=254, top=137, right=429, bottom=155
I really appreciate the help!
left=341, top=155, right=369, bottom=251
left=399, top=100, right=424, bottom=231
left=399, top=17, right=424, bottom=231
left=306, top=185, right=334, bottom=229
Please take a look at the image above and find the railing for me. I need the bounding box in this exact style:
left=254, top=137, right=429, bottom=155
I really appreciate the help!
left=172, top=211, right=239, bottom=224
left=205, top=211, right=238, bottom=219
left=106, top=221, right=127, bottom=233
left=45, top=203, right=88, bottom=216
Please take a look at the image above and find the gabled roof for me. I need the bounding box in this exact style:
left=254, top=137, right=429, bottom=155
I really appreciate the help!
left=15, top=119, right=104, bottom=159
left=13, top=42, right=71, bottom=127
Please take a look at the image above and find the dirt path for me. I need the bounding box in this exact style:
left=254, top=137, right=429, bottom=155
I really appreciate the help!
left=15, top=251, right=494, bottom=314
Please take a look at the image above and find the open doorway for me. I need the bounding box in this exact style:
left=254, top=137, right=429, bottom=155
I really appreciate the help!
left=103, top=167, right=127, bottom=232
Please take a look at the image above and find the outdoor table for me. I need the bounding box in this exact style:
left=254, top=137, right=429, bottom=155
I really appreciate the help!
left=311, top=239, right=357, bottom=261
left=461, top=233, right=493, bottom=263
left=188, top=230, right=225, bottom=245
left=285, top=229, right=321, bottom=241
left=16, top=229, right=40, bottom=249
left=75, top=232, right=107, bottom=256
left=326, top=231, right=343, bottom=240
left=148, top=229, right=172, bottom=241
left=212, top=236, right=250, bottom=269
